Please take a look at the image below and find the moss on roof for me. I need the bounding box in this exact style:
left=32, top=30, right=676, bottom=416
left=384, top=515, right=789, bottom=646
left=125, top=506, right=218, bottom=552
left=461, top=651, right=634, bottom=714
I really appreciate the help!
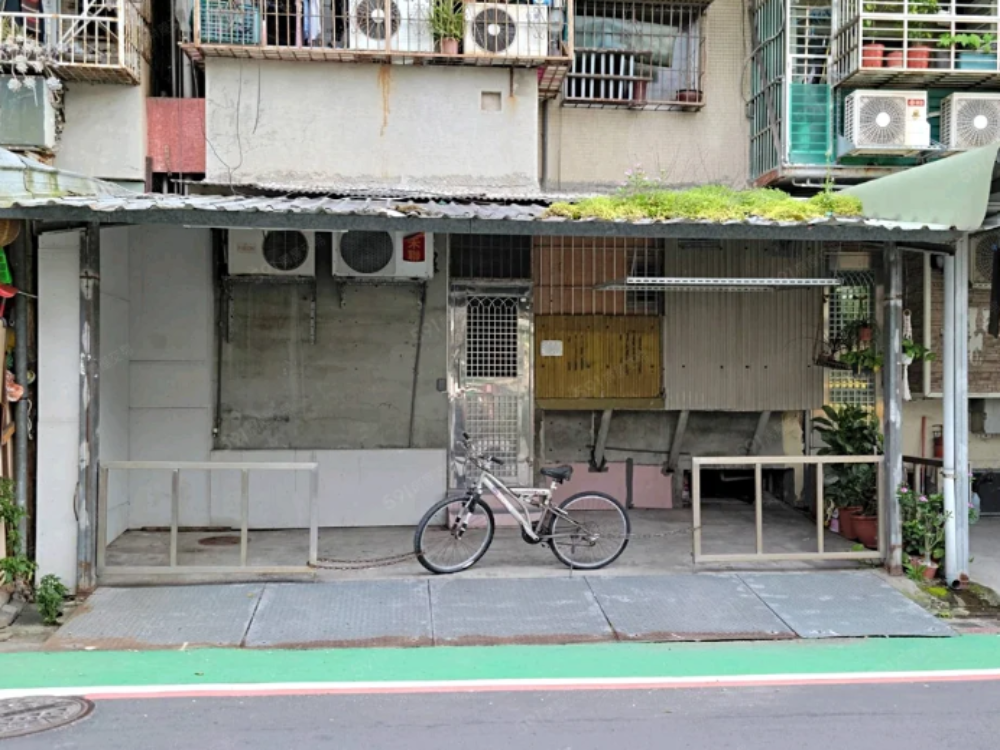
left=544, top=186, right=864, bottom=223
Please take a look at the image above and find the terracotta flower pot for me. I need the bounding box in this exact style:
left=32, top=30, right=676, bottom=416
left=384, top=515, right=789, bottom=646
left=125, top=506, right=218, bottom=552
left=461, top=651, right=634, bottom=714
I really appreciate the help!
left=676, top=89, right=703, bottom=104
left=854, top=514, right=879, bottom=550
left=858, top=327, right=872, bottom=343
left=886, top=50, right=905, bottom=68
left=908, top=45, right=932, bottom=69
left=439, top=37, right=459, bottom=55
left=910, top=556, right=940, bottom=580
left=839, top=506, right=862, bottom=541
left=632, top=80, right=648, bottom=104
left=862, top=43, right=886, bottom=68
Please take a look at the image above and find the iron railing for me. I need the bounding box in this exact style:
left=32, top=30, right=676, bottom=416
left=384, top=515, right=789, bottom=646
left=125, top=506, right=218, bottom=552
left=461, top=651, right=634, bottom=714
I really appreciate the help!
left=691, top=454, right=885, bottom=563
left=833, top=0, right=1000, bottom=86
left=563, top=1, right=705, bottom=110
left=0, top=0, right=150, bottom=85
left=98, top=460, right=320, bottom=577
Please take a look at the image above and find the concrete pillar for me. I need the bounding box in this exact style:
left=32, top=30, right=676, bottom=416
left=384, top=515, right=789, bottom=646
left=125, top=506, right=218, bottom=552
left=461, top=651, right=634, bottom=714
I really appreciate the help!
left=76, top=225, right=100, bottom=592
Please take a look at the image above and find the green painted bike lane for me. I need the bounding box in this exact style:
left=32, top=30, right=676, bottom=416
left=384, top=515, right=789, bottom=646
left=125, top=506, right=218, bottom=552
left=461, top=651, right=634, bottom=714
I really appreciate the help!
left=1, top=635, right=999, bottom=690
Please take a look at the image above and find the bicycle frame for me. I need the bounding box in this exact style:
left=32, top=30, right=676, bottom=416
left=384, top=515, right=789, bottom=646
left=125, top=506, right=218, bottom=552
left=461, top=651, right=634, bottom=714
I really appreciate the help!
left=469, top=463, right=557, bottom=542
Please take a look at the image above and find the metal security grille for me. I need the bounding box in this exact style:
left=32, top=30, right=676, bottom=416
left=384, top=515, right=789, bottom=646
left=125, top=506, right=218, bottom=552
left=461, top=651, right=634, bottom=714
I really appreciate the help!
left=565, top=0, right=705, bottom=110
left=828, top=269, right=876, bottom=409
left=463, top=393, right=521, bottom=481
left=464, top=296, right=519, bottom=379
left=450, top=235, right=532, bottom=280
left=533, top=236, right=665, bottom=315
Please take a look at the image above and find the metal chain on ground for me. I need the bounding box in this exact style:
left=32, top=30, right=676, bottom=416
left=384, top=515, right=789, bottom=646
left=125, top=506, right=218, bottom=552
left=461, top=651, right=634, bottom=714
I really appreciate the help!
left=308, top=529, right=690, bottom=570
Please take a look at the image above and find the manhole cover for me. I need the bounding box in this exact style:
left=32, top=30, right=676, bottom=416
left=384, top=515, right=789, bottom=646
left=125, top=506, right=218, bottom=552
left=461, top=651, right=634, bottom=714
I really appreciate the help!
left=198, top=535, right=241, bottom=547
left=0, top=696, right=94, bottom=739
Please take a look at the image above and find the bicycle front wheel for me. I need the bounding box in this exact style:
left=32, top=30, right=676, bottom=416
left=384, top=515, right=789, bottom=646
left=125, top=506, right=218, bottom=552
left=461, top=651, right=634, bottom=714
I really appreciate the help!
left=414, top=495, right=495, bottom=574
left=547, top=492, right=630, bottom=570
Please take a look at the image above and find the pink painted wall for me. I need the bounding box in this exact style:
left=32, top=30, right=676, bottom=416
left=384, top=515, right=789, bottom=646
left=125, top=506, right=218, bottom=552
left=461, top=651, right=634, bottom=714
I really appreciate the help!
left=549, top=462, right=672, bottom=509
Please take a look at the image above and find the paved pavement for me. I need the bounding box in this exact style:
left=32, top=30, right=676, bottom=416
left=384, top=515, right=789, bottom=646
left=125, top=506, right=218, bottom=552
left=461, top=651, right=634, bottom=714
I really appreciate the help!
left=46, top=571, right=952, bottom=651
left=5, top=680, right=1000, bottom=749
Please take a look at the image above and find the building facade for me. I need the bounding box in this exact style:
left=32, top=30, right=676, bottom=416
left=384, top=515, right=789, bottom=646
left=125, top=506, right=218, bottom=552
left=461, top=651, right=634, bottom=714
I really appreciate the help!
left=0, top=0, right=989, bottom=590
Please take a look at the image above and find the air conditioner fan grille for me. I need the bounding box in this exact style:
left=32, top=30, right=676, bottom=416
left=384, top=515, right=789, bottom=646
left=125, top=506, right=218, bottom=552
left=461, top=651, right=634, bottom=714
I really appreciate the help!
left=340, top=231, right=395, bottom=274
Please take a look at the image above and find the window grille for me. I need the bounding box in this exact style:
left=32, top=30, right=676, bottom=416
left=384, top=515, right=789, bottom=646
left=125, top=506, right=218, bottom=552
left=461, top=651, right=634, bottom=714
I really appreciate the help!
left=464, top=296, right=519, bottom=379
left=450, top=235, right=532, bottom=280
left=565, top=1, right=705, bottom=110
left=827, top=269, right=876, bottom=409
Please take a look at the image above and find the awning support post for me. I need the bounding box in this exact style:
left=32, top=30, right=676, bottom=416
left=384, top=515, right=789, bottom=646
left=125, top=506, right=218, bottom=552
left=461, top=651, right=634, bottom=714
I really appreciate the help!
left=882, top=243, right=903, bottom=575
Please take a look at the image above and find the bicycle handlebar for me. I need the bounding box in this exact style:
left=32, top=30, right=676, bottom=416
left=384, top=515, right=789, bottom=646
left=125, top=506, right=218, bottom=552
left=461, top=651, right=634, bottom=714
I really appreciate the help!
left=460, top=432, right=504, bottom=466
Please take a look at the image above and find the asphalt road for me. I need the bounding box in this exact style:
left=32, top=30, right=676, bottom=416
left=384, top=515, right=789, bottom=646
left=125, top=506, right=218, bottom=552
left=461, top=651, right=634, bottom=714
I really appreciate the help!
left=9, top=681, right=1000, bottom=749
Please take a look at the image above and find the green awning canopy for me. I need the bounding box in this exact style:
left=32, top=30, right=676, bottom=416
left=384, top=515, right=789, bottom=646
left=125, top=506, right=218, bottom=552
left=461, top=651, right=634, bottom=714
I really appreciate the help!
left=843, top=143, right=1000, bottom=232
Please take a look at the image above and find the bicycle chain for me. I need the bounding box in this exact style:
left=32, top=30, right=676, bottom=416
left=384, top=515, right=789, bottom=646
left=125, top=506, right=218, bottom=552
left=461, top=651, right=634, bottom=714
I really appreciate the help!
left=308, top=530, right=689, bottom=570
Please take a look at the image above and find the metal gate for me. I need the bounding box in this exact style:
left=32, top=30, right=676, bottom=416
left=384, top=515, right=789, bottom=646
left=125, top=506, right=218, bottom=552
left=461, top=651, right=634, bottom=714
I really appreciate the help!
left=448, top=287, right=533, bottom=489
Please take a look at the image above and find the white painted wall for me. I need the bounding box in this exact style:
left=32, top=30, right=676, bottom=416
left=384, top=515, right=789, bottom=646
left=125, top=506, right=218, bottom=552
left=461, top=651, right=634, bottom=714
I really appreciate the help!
left=204, top=60, right=538, bottom=191
left=99, top=228, right=132, bottom=543
left=55, top=84, right=147, bottom=184
left=126, top=226, right=215, bottom=529
left=36, top=230, right=81, bottom=589
left=210, top=450, right=447, bottom=528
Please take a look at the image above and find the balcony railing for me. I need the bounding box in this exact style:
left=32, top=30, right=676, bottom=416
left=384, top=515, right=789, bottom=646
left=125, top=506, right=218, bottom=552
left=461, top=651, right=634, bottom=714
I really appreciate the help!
left=0, top=1, right=150, bottom=85
left=186, top=0, right=573, bottom=97
left=833, top=0, right=1000, bottom=87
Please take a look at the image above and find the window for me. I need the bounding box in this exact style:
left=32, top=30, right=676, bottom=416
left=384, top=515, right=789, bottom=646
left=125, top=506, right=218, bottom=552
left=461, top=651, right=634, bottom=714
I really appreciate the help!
left=565, top=1, right=705, bottom=110
left=827, top=270, right=876, bottom=410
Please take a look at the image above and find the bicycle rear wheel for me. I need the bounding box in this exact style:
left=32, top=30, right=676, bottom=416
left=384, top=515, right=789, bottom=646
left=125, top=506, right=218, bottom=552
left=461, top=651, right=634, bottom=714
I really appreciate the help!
left=547, top=492, right=630, bottom=570
left=414, top=495, right=495, bottom=574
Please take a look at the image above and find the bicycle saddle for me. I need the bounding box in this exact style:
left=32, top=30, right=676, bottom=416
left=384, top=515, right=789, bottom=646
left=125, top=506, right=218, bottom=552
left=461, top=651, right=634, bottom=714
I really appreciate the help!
left=540, top=465, right=573, bottom=484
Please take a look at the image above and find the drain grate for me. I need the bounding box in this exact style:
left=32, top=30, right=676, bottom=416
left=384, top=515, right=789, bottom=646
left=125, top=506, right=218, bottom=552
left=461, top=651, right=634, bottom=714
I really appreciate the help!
left=0, top=696, right=94, bottom=739
left=198, top=535, right=242, bottom=547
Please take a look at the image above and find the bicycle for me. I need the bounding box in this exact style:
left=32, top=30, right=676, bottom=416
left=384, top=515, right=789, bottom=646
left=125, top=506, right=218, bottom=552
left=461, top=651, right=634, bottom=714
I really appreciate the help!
left=413, top=433, right=631, bottom=574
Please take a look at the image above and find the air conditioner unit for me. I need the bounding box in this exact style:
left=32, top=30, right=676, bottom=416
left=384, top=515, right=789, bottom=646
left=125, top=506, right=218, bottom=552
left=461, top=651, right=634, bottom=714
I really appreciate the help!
left=348, top=0, right=434, bottom=52
left=227, top=230, right=317, bottom=276
left=941, top=93, right=1000, bottom=151
left=971, top=230, right=1000, bottom=289
left=465, top=3, right=549, bottom=58
left=333, top=230, right=434, bottom=280
left=0, top=79, right=56, bottom=151
left=841, top=90, right=930, bottom=156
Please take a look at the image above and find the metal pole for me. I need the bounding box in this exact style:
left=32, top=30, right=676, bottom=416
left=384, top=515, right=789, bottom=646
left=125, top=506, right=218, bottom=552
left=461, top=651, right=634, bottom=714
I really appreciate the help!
left=11, top=225, right=29, bottom=547
left=76, top=225, right=100, bottom=592
left=882, top=243, right=904, bottom=575
left=240, top=469, right=249, bottom=567
left=954, top=235, right=971, bottom=586
left=942, top=251, right=958, bottom=585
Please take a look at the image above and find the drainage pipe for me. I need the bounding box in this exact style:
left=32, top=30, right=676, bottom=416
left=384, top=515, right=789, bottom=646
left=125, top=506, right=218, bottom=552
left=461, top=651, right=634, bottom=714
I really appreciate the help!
left=942, top=251, right=958, bottom=586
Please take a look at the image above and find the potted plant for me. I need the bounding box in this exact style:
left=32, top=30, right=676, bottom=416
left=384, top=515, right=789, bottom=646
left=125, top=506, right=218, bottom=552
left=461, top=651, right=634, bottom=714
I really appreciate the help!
left=898, top=485, right=950, bottom=578
left=430, top=0, right=465, bottom=55
left=905, top=0, right=940, bottom=68
left=812, top=405, right=883, bottom=540
left=852, top=491, right=880, bottom=550
left=938, top=33, right=997, bottom=71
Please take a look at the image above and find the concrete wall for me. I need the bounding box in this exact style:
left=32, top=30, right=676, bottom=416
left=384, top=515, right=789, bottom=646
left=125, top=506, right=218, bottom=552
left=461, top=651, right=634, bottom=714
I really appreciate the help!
left=204, top=60, right=538, bottom=192
left=36, top=231, right=81, bottom=589
left=126, top=226, right=215, bottom=529
left=99, top=228, right=132, bottom=543
left=903, top=399, right=1000, bottom=470
left=55, top=84, right=147, bottom=185
left=218, top=235, right=448, bottom=451
left=544, top=0, right=749, bottom=190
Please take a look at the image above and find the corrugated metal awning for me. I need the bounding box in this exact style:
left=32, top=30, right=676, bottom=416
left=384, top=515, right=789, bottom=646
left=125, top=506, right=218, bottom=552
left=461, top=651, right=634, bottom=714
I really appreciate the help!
left=844, top=143, right=1000, bottom=232
left=0, top=192, right=963, bottom=243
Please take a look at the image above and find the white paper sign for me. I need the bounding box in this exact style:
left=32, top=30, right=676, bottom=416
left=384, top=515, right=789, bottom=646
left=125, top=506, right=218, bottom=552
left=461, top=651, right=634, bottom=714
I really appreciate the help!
left=541, top=340, right=564, bottom=357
